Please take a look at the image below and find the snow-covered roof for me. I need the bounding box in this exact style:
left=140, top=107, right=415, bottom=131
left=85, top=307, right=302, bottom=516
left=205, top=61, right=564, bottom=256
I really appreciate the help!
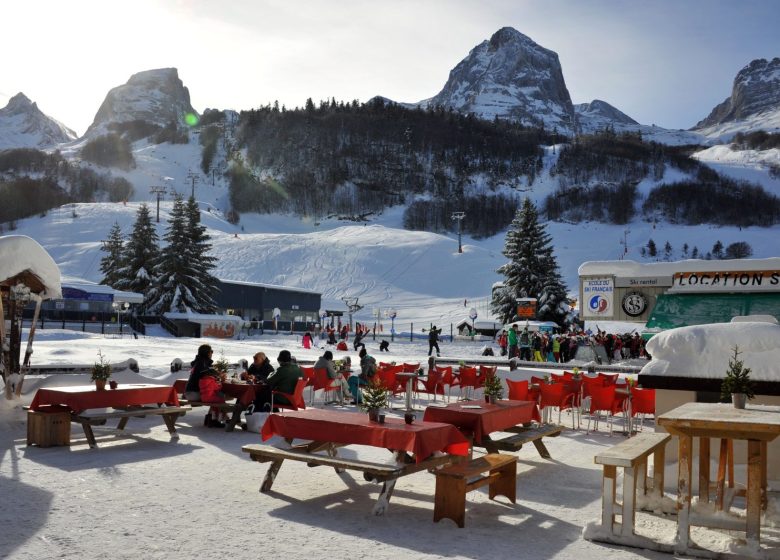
left=218, top=278, right=320, bottom=296
left=640, top=322, right=780, bottom=381
left=578, top=258, right=780, bottom=277
left=61, top=276, right=143, bottom=304
left=0, top=235, right=61, bottom=299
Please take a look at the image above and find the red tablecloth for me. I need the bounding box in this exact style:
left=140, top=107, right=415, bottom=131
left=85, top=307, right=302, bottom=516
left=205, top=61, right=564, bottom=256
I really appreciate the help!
left=30, top=384, right=180, bottom=414
left=423, top=400, right=540, bottom=444
left=173, top=379, right=257, bottom=407
left=261, top=409, right=470, bottom=462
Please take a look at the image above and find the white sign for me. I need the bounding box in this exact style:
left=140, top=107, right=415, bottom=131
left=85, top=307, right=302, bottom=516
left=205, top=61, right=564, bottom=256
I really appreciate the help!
left=272, top=307, right=281, bottom=319
left=614, top=276, right=673, bottom=288
left=582, top=278, right=614, bottom=317
left=469, top=307, right=478, bottom=320
left=669, top=270, right=780, bottom=293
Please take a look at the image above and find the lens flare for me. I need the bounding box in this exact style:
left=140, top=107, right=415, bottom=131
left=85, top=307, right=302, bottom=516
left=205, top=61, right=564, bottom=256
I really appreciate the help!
left=184, top=113, right=199, bottom=127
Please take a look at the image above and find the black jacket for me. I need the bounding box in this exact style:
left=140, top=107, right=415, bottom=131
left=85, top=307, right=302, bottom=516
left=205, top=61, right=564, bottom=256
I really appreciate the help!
left=248, top=359, right=274, bottom=382
left=186, top=355, right=214, bottom=393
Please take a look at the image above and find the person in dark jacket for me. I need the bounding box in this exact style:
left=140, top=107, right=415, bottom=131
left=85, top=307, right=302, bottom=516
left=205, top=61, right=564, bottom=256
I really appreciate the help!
left=428, top=325, right=441, bottom=357
left=353, top=327, right=367, bottom=352
left=185, top=344, right=214, bottom=401
left=244, top=352, right=274, bottom=383
left=314, top=350, right=348, bottom=404
left=254, top=350, right=304, bottom=410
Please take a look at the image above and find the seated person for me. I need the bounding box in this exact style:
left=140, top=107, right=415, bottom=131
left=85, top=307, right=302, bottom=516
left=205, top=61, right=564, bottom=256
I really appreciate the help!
left=184, top=344, right=213, bottom=401
left=314, top=350, right=349, bottom=404
left=347, top=348, right=377, bottom=404
left=243, top=352, right=274, bottom=383
left=254, top=350, right=304, bottom=410
left=199, top=368, right=229, bottom=428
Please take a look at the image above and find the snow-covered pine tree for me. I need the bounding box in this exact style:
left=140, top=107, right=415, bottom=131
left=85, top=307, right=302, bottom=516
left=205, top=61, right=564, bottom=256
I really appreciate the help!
left=144, top=195, right=219, bottom=314
left=99, top=222, right=124, bottom=287
left=184, top=196, right=220, bottom=311
left=115, top=203, right=159, bottom=301
left=491, top=198, right=568, bottom=325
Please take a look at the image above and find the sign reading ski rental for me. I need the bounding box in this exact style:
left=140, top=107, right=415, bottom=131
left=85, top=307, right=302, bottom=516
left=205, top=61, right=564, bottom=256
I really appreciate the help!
left=583, top=278, right=614, bottom=317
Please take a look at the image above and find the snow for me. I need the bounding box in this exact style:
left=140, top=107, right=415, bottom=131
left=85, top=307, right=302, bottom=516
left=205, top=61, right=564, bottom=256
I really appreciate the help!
left=0, top=235, right=62, bottom=299
left=640, top=322, right=780, bottom=381
left=2, top=328, right=777, bottom=559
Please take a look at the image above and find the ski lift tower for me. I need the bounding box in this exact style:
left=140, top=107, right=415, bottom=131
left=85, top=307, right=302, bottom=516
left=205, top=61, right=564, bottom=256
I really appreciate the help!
left=341, top=297, right=363, bottom=330
left=451, top=211, right=465, bottom=253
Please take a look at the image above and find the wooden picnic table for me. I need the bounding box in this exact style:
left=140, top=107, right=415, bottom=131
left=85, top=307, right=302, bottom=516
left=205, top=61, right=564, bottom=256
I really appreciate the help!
left=245, top=408, right=470, bottom=515
left=29, top=384, right=188, bottom=448
left=422, top=400, right=558, bottom=457
left=657, top=402, right=780, bottom=553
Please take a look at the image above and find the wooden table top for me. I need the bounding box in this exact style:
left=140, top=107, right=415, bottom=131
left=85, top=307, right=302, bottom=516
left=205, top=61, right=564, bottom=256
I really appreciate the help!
left=657, top=402, right=780, bottom=440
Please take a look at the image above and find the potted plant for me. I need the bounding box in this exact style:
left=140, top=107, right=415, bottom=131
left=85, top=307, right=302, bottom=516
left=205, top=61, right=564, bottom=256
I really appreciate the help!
left=483, top=372, right=504, bottom=404
left=721, top=345, right=755, bottom=409
left=360, top=378, right=389, bottom=422
left=91, top=350, right=112, bottom=390
left=213, top=350, right=231, bottom=377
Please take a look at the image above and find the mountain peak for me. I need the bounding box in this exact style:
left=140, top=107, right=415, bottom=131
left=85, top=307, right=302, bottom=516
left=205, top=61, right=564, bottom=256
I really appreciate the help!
left=0, top=92, right=76, bottom=149
left=423, top=28, right=575, bottom=131
left=694, top=57, right=780, bottom=132
left=87, top=67, right=197, bottom=136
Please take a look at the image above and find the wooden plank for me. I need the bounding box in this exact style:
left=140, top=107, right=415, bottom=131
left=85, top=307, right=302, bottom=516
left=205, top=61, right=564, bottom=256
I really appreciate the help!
left=602, top=465, right=617, bottom=534
left=504, top=424, right=562, bottom=440
left=242, top=444, right=405, bottom=477
left=715, top=438, right=728, bottom=511
left=594, top=433, right=671, bottom=468
left=653, top=443, right=665, bottom=500
left=675, top=434, right=692, bottom=552
left=621, top=464, right=638, bottom=537
left=746, top=440, right=761, bottom=547
left=698, top=437, right=710, bottom=503
left=437, top=453, right=516, bottom=479
left=75, top=406, right=190, bottom=420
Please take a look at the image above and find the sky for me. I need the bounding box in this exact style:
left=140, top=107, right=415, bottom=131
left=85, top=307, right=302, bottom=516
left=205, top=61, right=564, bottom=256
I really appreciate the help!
left=1, top=0, right=778, bottom=136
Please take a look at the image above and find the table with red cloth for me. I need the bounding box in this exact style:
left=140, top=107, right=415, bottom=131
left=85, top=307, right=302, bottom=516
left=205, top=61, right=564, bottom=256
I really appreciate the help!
left=31, top=383, right=180, bottom=413
left=261, top=409, right=470, bottom=461
left=30, top=384, right=186, bottom=447
left=423, top=399, right=546, bottom=455
left=250, top=408, right=470, bottom=515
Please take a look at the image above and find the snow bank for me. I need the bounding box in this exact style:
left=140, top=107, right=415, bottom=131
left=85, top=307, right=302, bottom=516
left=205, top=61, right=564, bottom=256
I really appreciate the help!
left=0, top=235, right=61, bottom=299
left=640, top=322, right=780, bottom=381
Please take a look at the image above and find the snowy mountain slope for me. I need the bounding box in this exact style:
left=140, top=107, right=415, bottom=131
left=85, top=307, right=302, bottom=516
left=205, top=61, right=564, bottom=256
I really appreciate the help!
left=0, top=93, right=77, bottom=150
left=693, top=144, right=780, bottom=196
left=9, top=199, right=780, bottom=328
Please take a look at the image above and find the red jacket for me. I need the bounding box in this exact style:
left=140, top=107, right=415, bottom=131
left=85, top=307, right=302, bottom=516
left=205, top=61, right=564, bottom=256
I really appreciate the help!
left=199, top=375, right=225, bottom=403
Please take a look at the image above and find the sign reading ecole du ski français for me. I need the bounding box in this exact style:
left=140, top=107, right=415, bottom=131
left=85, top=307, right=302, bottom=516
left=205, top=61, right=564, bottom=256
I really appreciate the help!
left=670, top=270, right=780, bottom=293
left=582, top=278, right=614, bottom=317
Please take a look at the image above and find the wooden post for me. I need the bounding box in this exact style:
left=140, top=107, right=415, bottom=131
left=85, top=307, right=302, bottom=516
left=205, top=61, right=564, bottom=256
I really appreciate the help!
left=746, top=440, right=761, bottom=547
left=715, top=438, right=728, bottom=511
left=602, top=465, right=617, bottom=534
left=621, top=464, right=638, bottom=537
left=653, top=444, right=666, bottom=500
left=17, top=295, right=42, bottom=397
left=676, top=434, right=692, bottom=552
left=698, top=437, right=710, bottom=503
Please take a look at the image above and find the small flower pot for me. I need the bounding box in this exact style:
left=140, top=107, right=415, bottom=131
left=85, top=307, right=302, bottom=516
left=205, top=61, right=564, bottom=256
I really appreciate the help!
left=404, top=412, right=415, bottom=425
left=109, top=380, right=118, bottom=390
left=367, top=408, right=380, bottom=422
left=489, top=395, right=497, bottom=405
left=485, top=395, right=490, bottom=403
left=732, top=393, right=747, bottom=409
left=94, top=379, right=106, bottom=391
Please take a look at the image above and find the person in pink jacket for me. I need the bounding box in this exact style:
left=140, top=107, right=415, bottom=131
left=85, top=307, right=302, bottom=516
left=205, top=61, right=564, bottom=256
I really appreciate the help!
left=199, top=370, right=228, bottom=428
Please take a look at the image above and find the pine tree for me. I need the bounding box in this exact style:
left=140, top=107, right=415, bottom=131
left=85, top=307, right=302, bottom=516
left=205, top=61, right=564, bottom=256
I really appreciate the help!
left=145, top=195, right=220, bottom=314
left=712, top=240, right=724, bottom=259
left=682, top=243, right=689, bottom=258
left=491, top=198, right=569, bottom=325
left=691, top=246, right=700, bottom=259
left=647, top=239, right=657, bottom=258
left=115, top=203, right=159, bottom=300
left=663, top=241, right=673, bottom=261
left=99, top=222, right=125, bottom=287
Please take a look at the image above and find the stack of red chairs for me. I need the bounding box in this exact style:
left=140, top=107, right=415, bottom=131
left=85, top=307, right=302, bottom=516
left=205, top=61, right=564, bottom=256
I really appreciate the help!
left=538, top=382, right=579, bottom=428
left=300, top=366, right=317, bottom=405
left=402, top=363, right=420, bottom=373
left=630, top=387, right=656, bottom=431
left=478, top=365, right=497, bottom=390
left=584, top=383, right=624, bottom=434
left=416, top=366, right=446, bottom=402
left=457, top=366, right=479, bottom=400
left=598, top=372, right=619, bottom=386
left=506, top=379, right=529, bottom=401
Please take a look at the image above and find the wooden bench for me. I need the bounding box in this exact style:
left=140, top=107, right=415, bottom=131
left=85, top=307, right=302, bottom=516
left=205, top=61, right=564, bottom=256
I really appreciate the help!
left=178, top=399, right=243, bottom=431
left=73, top=405, right=191, bottom=448
left=486, top=424, right=563, bottom=458
left=242, top=443, right=454, bottom=515
left=433, top=453, right=517, bottom=528
left=593, top=432, right=670, bottom=538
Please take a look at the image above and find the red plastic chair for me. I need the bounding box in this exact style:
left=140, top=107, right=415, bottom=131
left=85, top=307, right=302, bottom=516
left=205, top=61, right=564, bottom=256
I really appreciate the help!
left=585, top=384, right=620, bottom=434
left=457, top=366, right=479, bottom=400
left=478, top=365, right=497, bottom=388
left=539, top=382, right=578, bottom=428
left=416, top=366, right=446, bottom=402
left=402, top=362, right=420, bottom=373
left=313, top=367, right=343, bottom=404
left=598, top=372, right=619, bottom=386
left=375, top=367, right=399, bottom=400
left=271, top=378, right=307, bottom=412
left=435, top=366, right=456, bottom=401
left=630, top=387, right=656, bottom=431
left=300, top=366, right=316, bottom=404
left=506, top=379, right=529, bottom=401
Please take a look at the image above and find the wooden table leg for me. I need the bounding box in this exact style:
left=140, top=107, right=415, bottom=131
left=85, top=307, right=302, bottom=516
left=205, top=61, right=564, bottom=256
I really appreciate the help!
left=761, top=440, right=768, bottom=510
left=162, top=413, right=179, bottom=438
left=621, top=464, right=638, bottom=537
left=652, top=444, right=666, bottom=500
left=80, top=420, right=98, bottom=449
left=117, top=416, right=130, bottom=431
left=602, top=465, right=617, bottom=535
left=675, top=434, right=692, bottom=552
left=715, top=438, right=728, bottom=511
left=698, top=437, right=710, bottom=504
left=746, top=440, right=761, bottom=548
left=482, top=435, right=499, bottom=454
left=261, top=459, right=283, bottom=492
left=531, top=438, right=552, bottom=459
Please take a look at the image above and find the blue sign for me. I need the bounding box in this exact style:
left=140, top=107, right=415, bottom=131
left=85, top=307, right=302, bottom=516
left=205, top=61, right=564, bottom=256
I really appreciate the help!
left=62, top=287, right=113, bottom=302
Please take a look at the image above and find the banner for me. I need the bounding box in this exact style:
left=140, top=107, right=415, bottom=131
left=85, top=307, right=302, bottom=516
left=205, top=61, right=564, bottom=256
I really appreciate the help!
left=670, top=270, right=780, bottom=293
left=583, top=278, right=614, bottom=317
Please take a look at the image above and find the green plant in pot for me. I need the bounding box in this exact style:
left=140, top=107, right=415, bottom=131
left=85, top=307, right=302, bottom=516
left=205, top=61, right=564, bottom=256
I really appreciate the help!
left=360, top=378, right=389, bottom=421
left=483, top=373, right=504, bottom=404
left=91, top=350, right=112, bottom=390
left=721, top=345, right=755, bottom=409
left=213, top=350, right=231, bottom=376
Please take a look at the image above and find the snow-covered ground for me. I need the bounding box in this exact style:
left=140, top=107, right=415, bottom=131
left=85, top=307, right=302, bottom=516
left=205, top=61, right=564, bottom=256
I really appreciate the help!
left=3, top=329, right=779, bottom=559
